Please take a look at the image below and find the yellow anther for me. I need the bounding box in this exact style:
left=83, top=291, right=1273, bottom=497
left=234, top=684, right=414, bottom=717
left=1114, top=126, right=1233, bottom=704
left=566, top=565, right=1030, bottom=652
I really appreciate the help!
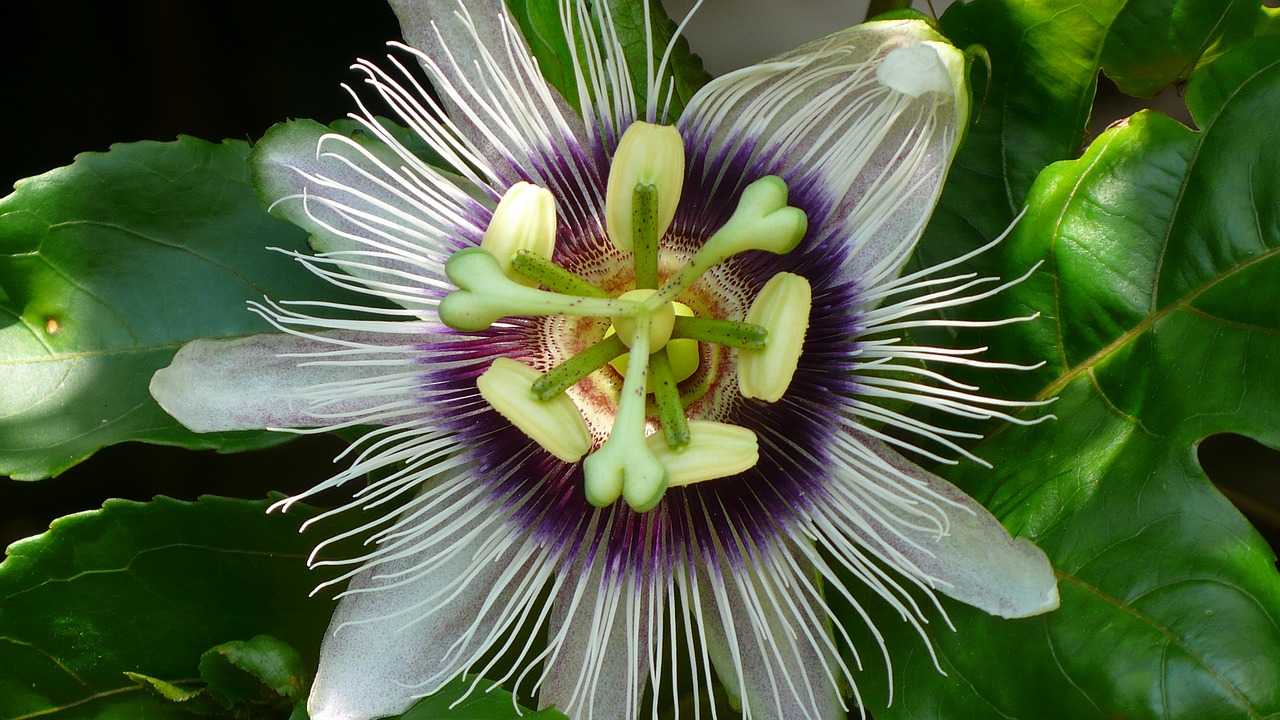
left=480, top=182, right=557, bottom=287
left=605, top=122, right=685, bottom=252
left=738, top=272, right=812, bottom=402
left=646, top=421, right=759, bottom=486
left=477, top=358, right=592, bottom=463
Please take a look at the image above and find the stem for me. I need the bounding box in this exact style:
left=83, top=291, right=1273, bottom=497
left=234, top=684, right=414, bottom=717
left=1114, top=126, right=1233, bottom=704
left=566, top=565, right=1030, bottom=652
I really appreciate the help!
left=866, top=0, right=912, bottom=20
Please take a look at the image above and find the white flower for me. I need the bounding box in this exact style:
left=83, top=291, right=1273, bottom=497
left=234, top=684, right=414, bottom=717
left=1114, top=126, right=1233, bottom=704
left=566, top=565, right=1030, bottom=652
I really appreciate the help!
left=150, top=2, right=1059, bottom=719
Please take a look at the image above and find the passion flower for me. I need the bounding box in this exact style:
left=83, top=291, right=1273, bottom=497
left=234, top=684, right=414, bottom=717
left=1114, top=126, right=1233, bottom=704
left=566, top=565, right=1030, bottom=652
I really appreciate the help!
left=151, top=3, right=1059, bottom=718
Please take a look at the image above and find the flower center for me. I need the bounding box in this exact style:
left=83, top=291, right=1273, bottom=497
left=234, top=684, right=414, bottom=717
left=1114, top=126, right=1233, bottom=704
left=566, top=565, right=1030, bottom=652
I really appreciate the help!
left=611, top=289, right=676, bottom=352
left=439, top=121, right=814, bottom=512
left=606, top=296, right=699, bottom=389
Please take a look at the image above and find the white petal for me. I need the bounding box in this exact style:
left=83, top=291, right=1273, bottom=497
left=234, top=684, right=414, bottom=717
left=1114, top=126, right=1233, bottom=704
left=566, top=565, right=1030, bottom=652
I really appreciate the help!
left=839, top=433, right=1060, bottom=619
left=690, top=541, right=845, bottom=720
left=388, top=0, right=597, bottom=193
left=150, top=330, right=419, bottom=432
left=309, top=497, right=530, bottom=720
left=252, top=119, right=484, bottom=311
left=539, top=558, right=651, bottom=720
left=678, top=19, right=968, bottom=287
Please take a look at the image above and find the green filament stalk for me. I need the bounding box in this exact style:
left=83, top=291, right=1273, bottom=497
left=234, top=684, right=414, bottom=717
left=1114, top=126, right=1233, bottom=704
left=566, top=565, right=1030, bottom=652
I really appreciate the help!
left=533, top=335, right=629, bottom=400
left=633, top=183, right=660, bottom=289
left=511, top=250, right=612, bottom=298
left=671, top=316, right=768, bottom=349
left=650, top=351, right=690, bottom=449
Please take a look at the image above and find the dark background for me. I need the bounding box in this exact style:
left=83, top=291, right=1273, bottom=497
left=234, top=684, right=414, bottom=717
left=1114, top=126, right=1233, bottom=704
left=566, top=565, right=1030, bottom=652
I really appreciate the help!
left=1, top=2, right=1277, bottom=554
left=0, top=2, right=401, bottom=543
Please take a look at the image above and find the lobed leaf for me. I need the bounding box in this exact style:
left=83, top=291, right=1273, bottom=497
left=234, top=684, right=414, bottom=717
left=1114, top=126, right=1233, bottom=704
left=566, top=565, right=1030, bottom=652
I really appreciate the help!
left=918, top=0, right=1127, bottom=274
left=0, top=496, right=338, bottom=720
left=0, top=496, right=566, bottom=720
left=199, top=635, right=307, bottom=706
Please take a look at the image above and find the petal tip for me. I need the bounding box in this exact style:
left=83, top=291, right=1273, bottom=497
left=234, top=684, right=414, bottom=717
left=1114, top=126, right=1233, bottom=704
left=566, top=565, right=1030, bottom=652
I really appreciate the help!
left=876, top=42, right=953, bottom=98
left=149, top=351, right=216, bottom=433
left=990, top=537, right=1060, bottom=619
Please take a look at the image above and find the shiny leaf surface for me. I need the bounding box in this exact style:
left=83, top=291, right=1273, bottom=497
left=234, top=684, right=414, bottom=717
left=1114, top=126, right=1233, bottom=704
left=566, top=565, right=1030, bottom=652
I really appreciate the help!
left=855, top=37, right=1280, bottom=720
left=0, top=138, right=360, bottom=481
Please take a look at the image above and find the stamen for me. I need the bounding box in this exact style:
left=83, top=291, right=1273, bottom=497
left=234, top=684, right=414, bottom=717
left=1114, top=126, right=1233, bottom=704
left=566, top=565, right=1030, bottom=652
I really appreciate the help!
left=532, top=335, right=629, bottom=400
left=738, top=272, right=812, bottom=402
left=583, top=314, right=668, bottom=512
left=671, top=316, right=768, bottom=350
left=479, top=182, right=557, bottom=287
left=477, top=358, right=592, bottom=463
left=448, top=131, right=803, bottom=515
left=648, top=175, right=807, bottom=307
left=439, top=248, right=639, bottom=331
left=511, top=250, right=611, bottom=298
left=646, top=421, right=759, bottom=487
left=604, top=122, right=685, bottom=252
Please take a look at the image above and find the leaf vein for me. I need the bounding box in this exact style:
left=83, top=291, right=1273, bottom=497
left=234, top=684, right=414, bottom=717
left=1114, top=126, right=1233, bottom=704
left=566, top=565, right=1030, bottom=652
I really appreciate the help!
left=0, top=636, right=92, bottom=692
left=1036, top=245, right=1280, bottom=400
left=1058, top=569, right=1264, bottom=718
left=47, top=219, right=275, bottom=300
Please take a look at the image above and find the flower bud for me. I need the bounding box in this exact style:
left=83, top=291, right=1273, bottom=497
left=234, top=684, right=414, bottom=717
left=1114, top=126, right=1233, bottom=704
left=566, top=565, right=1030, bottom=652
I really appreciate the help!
left=877, top=40, right=969, bottom=127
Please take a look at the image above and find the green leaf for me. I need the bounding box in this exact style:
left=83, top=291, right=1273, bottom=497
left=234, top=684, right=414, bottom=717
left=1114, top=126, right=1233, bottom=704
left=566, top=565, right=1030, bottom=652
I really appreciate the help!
left=597, top=0, right=711, bottom=120
left=850, top=38, right=1280, bottom=719
left=1261, top=7, right=1280, bottom=37
left=393, top=676, right=567, bottom=720
left=199, top=635, right=307, bottom=705
left=506, top=0, right=583, bottom=111
left=505, top=0, right=711, bottom=122
left=124, top=674, right=209, bottom=705
left=124, top=674, right=226, bottom=716
left=1101, top=0, right=1260, bottom=97
left=0, top=496, right=340, bottom=720
left=0, top=137, right=362, bottom=481
left=918, top=0, right=1126, bottom=273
